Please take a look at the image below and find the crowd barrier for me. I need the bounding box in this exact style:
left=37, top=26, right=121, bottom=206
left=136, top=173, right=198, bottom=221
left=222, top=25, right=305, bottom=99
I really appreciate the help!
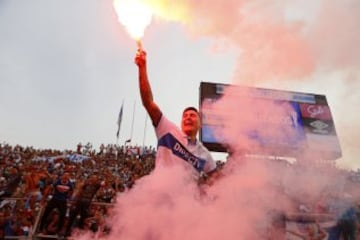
left=1, top=197, right=114, bottom=240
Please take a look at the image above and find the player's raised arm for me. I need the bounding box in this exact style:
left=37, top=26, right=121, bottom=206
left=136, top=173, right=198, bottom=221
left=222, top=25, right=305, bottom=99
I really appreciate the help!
left=135, top=49, right=162, bottom=127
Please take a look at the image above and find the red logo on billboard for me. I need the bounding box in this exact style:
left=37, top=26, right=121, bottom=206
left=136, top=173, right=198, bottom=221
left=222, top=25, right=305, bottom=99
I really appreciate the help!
left=300, top=104, right=332, bottom=120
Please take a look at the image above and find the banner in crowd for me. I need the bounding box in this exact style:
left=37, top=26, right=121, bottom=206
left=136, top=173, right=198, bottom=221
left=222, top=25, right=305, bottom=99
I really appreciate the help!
left=33, top=154, right=89, bottom=163
left=66, top=154, right=89, bottom=162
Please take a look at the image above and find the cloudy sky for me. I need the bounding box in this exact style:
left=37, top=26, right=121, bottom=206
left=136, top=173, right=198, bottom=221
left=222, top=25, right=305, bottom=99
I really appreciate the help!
left=0, top=0, right=359, bottom=169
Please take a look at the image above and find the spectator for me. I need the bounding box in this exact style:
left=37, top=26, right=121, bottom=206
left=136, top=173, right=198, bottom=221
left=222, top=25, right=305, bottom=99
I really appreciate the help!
left=24, top=170, right=49, bottom=210
left=77, top=143, right=82, bottom=154
left=96, top=180, right=116, bottom=203
left=65, top=174, right=101, bottom=237
left=0, top=167, right=21, bottom=199
left=38, top=172, right=73, bottom=235
left=337, top=204, right=358, bottom=240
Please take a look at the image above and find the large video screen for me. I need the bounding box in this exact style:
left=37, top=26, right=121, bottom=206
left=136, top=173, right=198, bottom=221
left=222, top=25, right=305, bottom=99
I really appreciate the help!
left=199, top=82, right=342, bottom=160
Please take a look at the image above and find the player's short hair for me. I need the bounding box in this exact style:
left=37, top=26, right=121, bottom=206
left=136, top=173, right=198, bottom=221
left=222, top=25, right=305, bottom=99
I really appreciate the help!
left=183, top=106, right=199, bottom=116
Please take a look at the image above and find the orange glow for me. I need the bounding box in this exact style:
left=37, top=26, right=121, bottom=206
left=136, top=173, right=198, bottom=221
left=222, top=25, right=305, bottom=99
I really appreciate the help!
left=113, top=0, right=153, bottom=41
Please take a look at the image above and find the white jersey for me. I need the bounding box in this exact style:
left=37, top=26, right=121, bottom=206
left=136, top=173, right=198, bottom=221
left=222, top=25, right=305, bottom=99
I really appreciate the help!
left=155, top=115, right=216, bottom=174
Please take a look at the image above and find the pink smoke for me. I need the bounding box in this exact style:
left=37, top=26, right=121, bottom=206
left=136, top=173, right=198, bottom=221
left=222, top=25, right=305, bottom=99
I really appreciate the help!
left=307, top=1, right=360, bottom=71
left=178, top=0, right=360, bottom=83
left=74, top=1, right=359, bottom=239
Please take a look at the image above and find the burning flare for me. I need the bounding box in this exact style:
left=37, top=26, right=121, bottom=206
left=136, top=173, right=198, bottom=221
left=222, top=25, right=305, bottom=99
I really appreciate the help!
left=113, top=0, right=153, bottom=47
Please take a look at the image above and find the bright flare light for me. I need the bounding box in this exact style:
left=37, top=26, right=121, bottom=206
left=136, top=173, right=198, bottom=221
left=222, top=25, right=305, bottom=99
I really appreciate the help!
left=113, top=0, right=153, bottom=42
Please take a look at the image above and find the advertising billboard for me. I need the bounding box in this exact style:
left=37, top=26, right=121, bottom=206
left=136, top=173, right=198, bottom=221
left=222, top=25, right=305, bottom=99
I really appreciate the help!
left=199, top=82, right=342, bottom=160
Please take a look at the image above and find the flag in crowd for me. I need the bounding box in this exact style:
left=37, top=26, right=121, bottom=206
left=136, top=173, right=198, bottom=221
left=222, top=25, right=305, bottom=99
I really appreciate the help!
left=116, top=101, right=124, bottom=139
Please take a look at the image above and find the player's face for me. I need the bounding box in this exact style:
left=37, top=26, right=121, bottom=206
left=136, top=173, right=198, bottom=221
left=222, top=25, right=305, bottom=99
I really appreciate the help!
left=181, top=110, right=200, bottom=137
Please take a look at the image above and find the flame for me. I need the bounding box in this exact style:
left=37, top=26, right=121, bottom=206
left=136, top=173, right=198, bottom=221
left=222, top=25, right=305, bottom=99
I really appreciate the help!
left=113, top=0, right=153, bottom=41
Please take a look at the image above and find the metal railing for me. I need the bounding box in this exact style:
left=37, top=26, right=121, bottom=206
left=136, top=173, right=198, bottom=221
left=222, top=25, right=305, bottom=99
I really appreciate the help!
left=1, top=197, right=114, bottom=240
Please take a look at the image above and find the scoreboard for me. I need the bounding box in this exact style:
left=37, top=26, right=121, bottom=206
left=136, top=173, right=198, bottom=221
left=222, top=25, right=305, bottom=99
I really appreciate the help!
left=199, top=82, right=342, bottom=160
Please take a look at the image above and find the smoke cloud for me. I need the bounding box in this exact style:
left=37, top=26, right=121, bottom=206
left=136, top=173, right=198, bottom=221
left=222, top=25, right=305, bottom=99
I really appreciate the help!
left=75, top=161, right=291, bottom=239
left=148, top=0, right=360, bottom=81
left=85, top=0, right=360, bottom=239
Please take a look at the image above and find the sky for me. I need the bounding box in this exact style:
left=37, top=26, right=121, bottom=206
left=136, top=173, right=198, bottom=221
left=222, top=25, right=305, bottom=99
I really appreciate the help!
left=0, top=0, right=359, bottom=170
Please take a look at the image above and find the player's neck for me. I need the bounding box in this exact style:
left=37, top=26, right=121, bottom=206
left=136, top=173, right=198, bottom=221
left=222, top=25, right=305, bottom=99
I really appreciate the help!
left=187, top=136, right=197, bottom=144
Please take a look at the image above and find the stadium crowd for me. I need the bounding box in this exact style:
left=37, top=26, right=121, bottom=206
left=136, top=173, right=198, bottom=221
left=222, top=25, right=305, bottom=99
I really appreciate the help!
left=0, top=142, right=156, bottom=239
left=1, top=142, right=360, bottom=239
